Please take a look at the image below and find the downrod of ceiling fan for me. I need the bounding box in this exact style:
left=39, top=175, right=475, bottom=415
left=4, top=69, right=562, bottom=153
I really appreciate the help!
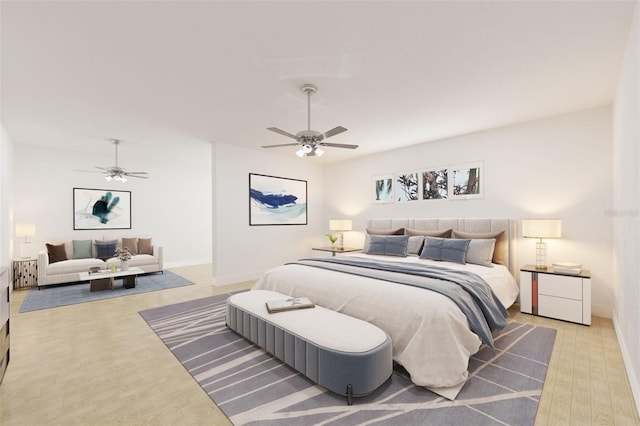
left=300, top=84, right=317, bottom=132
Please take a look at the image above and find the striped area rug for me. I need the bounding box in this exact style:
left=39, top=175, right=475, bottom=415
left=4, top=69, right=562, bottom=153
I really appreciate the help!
left=140, top=293, right=556, bottom=426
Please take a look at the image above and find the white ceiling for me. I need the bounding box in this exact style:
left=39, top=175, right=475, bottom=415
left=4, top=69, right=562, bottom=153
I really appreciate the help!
left=1, top=1, right=636, bottom=163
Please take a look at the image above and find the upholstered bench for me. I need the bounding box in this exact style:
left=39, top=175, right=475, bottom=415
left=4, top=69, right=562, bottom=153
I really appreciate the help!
left=226, top=290, right=393, bottom=405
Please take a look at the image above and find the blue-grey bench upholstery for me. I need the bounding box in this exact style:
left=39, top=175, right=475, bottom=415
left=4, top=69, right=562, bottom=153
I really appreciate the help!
left=226, top=290, right=393, bottom=404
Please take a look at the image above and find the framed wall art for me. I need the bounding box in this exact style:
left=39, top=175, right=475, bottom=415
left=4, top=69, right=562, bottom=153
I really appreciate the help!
left=449, top=162, right=483, bottom=200
left=373, top=174, right=394, bottom=203
left=249, top=173, right=307, bottom=226
left=421, top=169, right=448, bottom=200
left=395, top=171, right=420, bottom=202
left=73, top=188, right=132, bottom=230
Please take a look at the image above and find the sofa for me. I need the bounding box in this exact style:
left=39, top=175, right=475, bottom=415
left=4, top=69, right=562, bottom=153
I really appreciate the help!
left=37, top=237, right=163, bottom=287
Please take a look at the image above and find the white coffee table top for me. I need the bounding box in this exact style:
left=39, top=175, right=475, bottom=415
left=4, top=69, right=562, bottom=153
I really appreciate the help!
left=79, top=267, right=144, bottom=281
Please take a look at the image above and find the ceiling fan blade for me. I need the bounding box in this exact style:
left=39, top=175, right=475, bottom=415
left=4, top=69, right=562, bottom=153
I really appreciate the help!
left=125, top=174, right=149, bottom=179
left=124, top=171, right=148, bottom=175
left=95, top=166, right=107, bottom=170
left=74, top=169, right=106, bottom=174
left=320, top=142, right=359, bottom=149
left=261, top=143, right=300, bottom=148
left=267, top=127, right=298, bottom=139
left=323, top=126, right=348, bottom=139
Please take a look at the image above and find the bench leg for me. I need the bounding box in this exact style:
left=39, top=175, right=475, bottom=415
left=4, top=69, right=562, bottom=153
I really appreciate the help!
left=346, top=384, right=353, bottom=406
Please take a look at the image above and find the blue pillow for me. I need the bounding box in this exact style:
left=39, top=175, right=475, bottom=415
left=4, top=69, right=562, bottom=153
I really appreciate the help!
left=364, top=235, right=409, bottom=257
left=420, top=237, right=471, bottom=264
left=95, top=240, right=117, bottom=260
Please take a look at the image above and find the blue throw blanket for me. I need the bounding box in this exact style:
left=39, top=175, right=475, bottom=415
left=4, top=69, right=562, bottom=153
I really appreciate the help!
left=289, top=257, right=508, bottom=347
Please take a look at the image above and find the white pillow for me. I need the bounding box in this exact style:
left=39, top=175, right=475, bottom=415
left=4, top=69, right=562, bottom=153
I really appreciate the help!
left=464, top=239, right=496, bottom=267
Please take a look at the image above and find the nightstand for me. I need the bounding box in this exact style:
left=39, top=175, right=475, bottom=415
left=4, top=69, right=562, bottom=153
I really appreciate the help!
left=311, top=247, right=361, bottom=258
left=12, top=258, right=38, bottom=290
left=520, top=264, right=591, bottom=325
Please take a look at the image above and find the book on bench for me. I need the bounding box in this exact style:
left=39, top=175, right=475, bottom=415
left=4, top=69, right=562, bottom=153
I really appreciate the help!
left=265, top=297, right=315, bottom=314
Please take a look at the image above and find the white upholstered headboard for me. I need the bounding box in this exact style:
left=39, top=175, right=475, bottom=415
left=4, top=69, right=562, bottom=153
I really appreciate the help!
left=366, top=218, right=517, bottom=277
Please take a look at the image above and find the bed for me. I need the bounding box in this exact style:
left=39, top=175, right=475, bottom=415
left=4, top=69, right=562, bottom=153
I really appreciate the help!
left=252, top=218, right=519, bottom=399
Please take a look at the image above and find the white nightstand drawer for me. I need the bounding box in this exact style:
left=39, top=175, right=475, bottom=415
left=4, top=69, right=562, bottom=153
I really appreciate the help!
left=538, top=294, right=583, bottom=323
left=538, top=273, right=583, bottom=300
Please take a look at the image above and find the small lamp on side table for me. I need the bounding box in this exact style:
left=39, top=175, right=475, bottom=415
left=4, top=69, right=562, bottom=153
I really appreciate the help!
left=15, top=223, right=36, bottom=259
left=329, top=219, right=352, bottom=250
left=522, top=218, right=561, bottom=270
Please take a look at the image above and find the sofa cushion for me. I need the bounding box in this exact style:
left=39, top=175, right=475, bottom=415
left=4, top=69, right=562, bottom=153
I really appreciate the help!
left=138, top=238, right=153, bottom=255
left=106, top=254, right=158, bottom=268
left=122, top=237, right=138, bottom=255
left=72, top=239, right=93, bottom=259
left=46, top=243, right=68, bottom=264
left=47, top=258, right=106, bottom=275
left=95, top=240, right=117, bottom=260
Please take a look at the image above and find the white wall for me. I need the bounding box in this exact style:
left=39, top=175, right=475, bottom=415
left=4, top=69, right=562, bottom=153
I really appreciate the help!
left=0, top=124, right=14, bottom=271
left=613, top=0, right=640, bottom=415
left=12, top=140, right=212, bottom=267
left=212, top=142, right=324, bottom=285
left=324, top=106, right=614, bottom=317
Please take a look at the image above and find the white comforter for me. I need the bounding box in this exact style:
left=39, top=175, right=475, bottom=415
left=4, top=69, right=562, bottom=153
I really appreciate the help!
left=252, top=253, right=519, bottom=397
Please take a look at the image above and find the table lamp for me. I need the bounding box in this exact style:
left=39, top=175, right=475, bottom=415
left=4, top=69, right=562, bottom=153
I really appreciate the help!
left=329, top=219, right=352, bottom=249
left=15, top=223, right=36, bottom=258
left=522, top=218, right=561, bottom=270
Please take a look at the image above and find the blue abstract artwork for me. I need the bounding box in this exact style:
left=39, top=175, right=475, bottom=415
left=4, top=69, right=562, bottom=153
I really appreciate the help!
left=249, top=174, right=307, bottom=225
left=74, top=188, right=132, bottom=230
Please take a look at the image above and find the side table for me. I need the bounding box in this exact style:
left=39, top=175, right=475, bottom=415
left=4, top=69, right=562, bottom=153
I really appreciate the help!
left=311, top=247, right=361, bottom=258
left=12, top=258, right=38, bottom=290
left=519, top=264, right=591, bottom=325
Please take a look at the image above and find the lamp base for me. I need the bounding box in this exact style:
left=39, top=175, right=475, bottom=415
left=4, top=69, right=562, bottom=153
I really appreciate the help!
left=535, top=241, right=546, bottom=270
left=20, top=242, right=32, bottom=259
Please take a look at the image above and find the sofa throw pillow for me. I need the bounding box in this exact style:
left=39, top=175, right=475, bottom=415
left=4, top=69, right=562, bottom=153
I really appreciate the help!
left=364, top=235, right=409, bottom=257
left=452, top=230, right=506, bottom=265
left=420, top=237, right=471, bottom=264
left=95, top=240, right=117, bottom=260
left=464, top=238, right=496, bottom=267
left=72, top=239, right=92, bottom=259
left=122, top=237, right=138, bottom=255
left=405, top=228, right=453, bottom=238
left=46, top=243, right=68, bottom=264
left=138, top=238, right=153, bottom=255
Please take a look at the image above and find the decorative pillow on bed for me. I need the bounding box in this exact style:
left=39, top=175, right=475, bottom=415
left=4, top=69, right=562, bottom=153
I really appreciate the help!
left=72, top=239, right=92, bottom=259
left=464, top=238, right=496, bottom=267
left=364, top=228, right=405, bottom=252
left=406, top=236, right=425, bottom=255
left=364, top=235, right=409, bottom=257
left=452, top=230, right=505, bottom=265
left=46, top=243, right=68, bottom=264
left=420, top=237, right=471, bottom=264
left=95, top=240, right=117, bottom=260
left=405, top=228, right=452, bottom=238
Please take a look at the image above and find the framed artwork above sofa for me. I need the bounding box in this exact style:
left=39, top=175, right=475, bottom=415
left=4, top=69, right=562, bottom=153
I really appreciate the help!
left=73, top=188, right=132, bottom=230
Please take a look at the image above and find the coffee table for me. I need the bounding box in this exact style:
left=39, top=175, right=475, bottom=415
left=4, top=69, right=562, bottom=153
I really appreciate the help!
left=79, top=267, right=144, bottom=292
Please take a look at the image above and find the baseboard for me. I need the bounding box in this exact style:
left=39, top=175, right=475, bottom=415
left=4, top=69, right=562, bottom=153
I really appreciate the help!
left=164, top=259, right=211, bottom=269
left=612, top=311, right=640, bottom=419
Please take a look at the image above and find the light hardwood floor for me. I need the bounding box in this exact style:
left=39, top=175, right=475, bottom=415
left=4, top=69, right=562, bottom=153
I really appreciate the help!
left=0, top=264, right=638, bottom=425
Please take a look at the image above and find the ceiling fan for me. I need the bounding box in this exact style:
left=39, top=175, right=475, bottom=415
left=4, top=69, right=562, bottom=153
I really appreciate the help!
left=262, top=84, right=358, bottom=157
left=76, top=139, right=149, bottom=182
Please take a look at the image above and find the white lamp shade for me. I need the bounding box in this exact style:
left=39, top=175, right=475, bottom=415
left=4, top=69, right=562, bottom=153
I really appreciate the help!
left=522, top=218, right=561, bottom=239
left=15, top=223, right=36, bottom=238
left=329, top=219, right=352, bottom=231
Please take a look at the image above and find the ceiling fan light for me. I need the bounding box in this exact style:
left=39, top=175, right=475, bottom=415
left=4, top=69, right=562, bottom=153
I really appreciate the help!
left=105, top=175, right=113, bottom=181
left=315, top=147, right=324, bottom=157
left=295, top=148, right=305, bottom=158
left=121, top=176, right=127, bottom=182
left=302, top=144, right=313, bottom=154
